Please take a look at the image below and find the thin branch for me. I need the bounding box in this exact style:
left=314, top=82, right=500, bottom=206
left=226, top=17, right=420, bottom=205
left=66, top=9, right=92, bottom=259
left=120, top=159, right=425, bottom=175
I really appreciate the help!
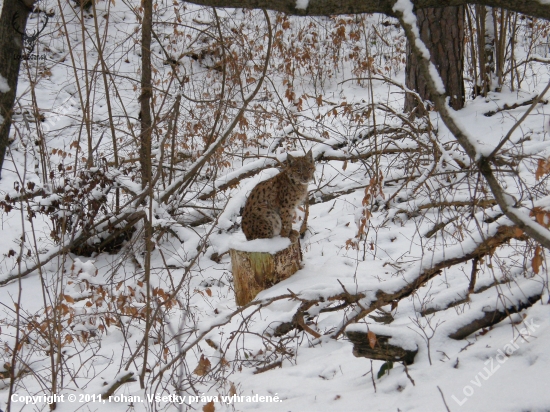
left=487, top=79, right=550, bottom=159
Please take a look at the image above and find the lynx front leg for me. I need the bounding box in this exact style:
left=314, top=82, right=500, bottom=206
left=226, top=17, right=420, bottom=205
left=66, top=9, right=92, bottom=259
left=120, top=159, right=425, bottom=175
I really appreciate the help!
left=279, top=209, right=299, bottom=242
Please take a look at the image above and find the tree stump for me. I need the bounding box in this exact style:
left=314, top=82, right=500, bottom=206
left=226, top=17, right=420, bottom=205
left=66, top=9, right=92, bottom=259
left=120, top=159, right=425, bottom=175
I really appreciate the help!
left=230, top=237, right=302, bottom=306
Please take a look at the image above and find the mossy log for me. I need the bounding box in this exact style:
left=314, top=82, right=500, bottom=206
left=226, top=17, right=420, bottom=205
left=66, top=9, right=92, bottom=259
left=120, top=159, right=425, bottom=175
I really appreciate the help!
left=346, top=330, right=418, bottom=365
left=230, top=240, right=302, bottom=306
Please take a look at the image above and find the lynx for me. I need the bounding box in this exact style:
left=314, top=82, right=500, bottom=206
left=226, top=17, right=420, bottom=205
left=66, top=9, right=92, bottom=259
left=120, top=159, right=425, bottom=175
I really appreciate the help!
left=242, top=150, right=315, bottom=241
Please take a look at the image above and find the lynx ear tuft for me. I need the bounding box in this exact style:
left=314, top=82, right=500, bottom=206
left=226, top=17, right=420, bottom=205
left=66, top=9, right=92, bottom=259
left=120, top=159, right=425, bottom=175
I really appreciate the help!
left=287, top=153, right=295, bottom=164
left=306, top=149, right=313, bottom=161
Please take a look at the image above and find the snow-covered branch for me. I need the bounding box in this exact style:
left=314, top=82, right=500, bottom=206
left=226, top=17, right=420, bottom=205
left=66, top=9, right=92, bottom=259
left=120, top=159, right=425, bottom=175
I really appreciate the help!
left=394, top=0, right=550, bottom=251
left=181, top=0, right=550, bottom=22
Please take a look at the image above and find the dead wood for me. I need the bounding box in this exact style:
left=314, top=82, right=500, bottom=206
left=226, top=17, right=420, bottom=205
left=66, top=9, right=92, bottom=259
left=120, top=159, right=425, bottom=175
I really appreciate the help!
left=346, top=330, right=418, bottom=365
left=333, top=225, right=527, bottom=337
left=71, top=212, right=142, bottom=257
left=395, top=199, right=497, bottom=218
left=448, top=293, right=542, bottom=340
left=272, top=289, right=366, bottom=337
left=0, top=210, right=145, bottom=286
left=101, top=372, right=137, bottom=399
left=231, top=241, right=302, bottom=305
left=268, top=226, right=526, bottom=340
left=421, top=296, right=470, bottom=316
left=484, top=97, right=548, bottom=117
left=183, top=0, right=550, bottom=23
left=309, top=186, right=362, bottom=205
left=198, top=160, right=277, bottom=200
left=253, top=361, right=282, bottom=374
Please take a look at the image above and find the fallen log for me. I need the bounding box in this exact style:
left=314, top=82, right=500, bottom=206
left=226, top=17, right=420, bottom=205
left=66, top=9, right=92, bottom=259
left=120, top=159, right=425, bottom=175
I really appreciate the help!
left=449, top=293, right=542, bottom=340
left=346, top=327, right=418, bottom=365
left=334, top=225, right=527, bottom=337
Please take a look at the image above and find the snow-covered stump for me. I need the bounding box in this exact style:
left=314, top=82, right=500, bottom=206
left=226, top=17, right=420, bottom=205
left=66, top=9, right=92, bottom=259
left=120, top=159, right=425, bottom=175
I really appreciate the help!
left=230, top=237, right=301, bottom=306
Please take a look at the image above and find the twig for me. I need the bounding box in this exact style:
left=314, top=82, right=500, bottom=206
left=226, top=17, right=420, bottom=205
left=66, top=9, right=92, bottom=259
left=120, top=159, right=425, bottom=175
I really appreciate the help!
left=437, top=386, right=452, bottom=412
left=101, top=372, right=137, bottom=399
left=403, top=362, right=415, bottom=386
left=487, top=79, right=550, bottom=159
left=468, top=257, right=479, bottom=294
left=253, top=361, right=282, bottom=375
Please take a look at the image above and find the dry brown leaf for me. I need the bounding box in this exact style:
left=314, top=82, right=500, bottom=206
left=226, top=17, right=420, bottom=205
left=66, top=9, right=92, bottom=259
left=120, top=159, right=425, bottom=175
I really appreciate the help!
left=367, top=330, right=377, bottom=349
left=194, top=355, right=211, bottom=376
left=536, top=158, right=550, bottom=180
left=229, top=382, right=237, bottom=396
left=203, top=401, right=215, bottom=412
left=532, top=245, right=543, bottom=274
left=205, top=339, right=218, bottom=350
left=530, top=207, right=550, bottom=228
left=513, top=227, right=524, bottom=238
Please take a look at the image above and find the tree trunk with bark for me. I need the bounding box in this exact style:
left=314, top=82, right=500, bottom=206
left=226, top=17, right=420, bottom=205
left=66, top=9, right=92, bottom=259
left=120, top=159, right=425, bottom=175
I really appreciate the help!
left=139, top=0, right=153, bottom=189
left=231, top=241, right=302, bottom=306
left=474, top=5, right=495, bottom=96
left=404, top=6, right=465, bottom=113
left=0, top=0, right=36, bottom=179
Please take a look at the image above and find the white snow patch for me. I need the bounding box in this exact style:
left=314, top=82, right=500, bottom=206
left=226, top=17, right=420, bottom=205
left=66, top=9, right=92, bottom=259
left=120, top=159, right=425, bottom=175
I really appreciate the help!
left=0, top=74, right=9, bottom=93
left=223, top=234, right=291, bottom=253
left=295, top=0, right=308, bottom=10
left=346, top=323, right=420, bottom=351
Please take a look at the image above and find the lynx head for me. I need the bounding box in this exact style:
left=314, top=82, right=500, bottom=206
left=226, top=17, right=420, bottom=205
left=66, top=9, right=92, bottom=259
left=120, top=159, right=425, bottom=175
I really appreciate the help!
left=286, top=150, right=315, bottom=185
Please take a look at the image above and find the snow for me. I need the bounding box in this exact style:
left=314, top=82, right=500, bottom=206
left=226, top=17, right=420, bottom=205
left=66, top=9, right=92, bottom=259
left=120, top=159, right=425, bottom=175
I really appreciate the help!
left=346, top=323, right=420, bottom=351
left=295, top=0, right=309, bottom=10
left=1, top=3, right=550, bottom=412
left=0, top=74, right=9, bottom=93
left=212, top=233, right=291, bottom=253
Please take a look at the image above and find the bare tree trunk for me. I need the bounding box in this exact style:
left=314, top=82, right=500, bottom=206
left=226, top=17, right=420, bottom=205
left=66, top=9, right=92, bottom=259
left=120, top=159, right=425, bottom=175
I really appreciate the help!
left=404, top=6, right=465, bottom=113
left=139, top=0, right=153, bottom=390
left=139, top=0, right=153, bottom=189
left=474, top=5, right=495, bottom=96
left=493, top=8, right=508, bottom=92
left=0, top=0, right=36, bottom=179
left=483, top=7, right=495, bottom=92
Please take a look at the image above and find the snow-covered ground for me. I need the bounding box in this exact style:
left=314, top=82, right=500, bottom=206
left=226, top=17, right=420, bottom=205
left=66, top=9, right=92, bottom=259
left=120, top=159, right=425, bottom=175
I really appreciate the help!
left=1, top=1, right=550, bottom=411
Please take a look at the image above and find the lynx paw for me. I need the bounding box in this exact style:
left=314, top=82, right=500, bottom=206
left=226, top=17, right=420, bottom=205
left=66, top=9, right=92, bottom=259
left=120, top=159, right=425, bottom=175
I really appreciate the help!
left=289, top=230, right=299, bottom=243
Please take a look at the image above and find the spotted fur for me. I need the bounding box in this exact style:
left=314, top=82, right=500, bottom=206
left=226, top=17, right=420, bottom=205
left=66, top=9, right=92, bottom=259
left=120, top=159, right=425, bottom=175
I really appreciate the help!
left=242, top=151, right=315, bottom=241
